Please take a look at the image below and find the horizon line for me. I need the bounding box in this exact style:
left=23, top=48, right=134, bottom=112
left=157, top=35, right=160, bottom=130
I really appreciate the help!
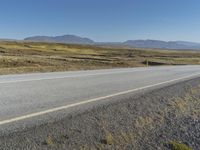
left=0, top=35, right=200, bottom=44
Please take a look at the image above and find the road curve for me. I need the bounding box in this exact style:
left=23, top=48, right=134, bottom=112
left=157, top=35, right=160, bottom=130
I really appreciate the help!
left=0, top=65, right=200, bottom=133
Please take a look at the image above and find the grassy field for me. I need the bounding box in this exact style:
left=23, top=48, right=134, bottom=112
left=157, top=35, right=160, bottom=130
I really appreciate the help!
left=0, top=41, right=200, bottom=75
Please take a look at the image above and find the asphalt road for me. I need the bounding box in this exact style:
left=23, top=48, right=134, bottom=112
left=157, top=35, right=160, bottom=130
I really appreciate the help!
left=0, top=65, right=200, bottom=133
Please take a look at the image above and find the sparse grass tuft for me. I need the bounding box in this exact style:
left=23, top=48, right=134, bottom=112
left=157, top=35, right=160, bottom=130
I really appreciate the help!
left=135, top=116, right=153, bottom=128
left=168, top=99, right=188, bottom=113
left=80, top=145, right=89, bottom=150
left=44, top=136, right=54, bottom=146
left=168, top=141, right=192, bottom=150
left=102, top=132, right=114, bottom=145
left=120, top=131, right=130, bottom=143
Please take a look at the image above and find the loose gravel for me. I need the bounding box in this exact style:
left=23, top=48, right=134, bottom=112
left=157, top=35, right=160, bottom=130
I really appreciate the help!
left=0, top=78, right=200, bottom=150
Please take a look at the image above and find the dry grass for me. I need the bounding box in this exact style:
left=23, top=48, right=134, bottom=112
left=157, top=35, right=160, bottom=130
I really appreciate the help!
left=104, top=132, right=114, bottom=145
left=0, top=41, right=200, bottom=74
left=44, top=136, right=54, bottom=146
left=135, top=116, right=154, bottom=128
left=168, top=141, right=192, bottom=150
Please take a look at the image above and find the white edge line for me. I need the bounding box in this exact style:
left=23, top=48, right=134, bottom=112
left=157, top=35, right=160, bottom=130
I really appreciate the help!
left=0, top=72, right=200, bottom=126
left=0, top=67, right=187, bottom=84
left=0, top=69, right=155, bottom=84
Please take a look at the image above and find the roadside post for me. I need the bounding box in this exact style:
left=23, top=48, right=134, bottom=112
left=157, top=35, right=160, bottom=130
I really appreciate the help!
left=146, top=59, right=149, bottom=67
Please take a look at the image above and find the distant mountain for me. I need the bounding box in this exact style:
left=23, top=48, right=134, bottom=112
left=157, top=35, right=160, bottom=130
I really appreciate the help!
left=0, top=38, right=18, bottom=41
left=24, top=35, right=200, bottom=50
left=175, top=41, right=200, bottom=47
left=24, top=35, right=94, bottom=44
left=123, top=40, right=200, bottom=50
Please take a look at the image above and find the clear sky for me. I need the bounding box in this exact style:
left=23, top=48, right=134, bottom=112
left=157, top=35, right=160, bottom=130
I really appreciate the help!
left=0, top=0, right=200, bottom=42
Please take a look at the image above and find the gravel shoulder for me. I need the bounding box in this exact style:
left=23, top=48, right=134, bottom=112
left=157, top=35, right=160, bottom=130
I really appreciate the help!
left=1, top=77, right=200, bottom=150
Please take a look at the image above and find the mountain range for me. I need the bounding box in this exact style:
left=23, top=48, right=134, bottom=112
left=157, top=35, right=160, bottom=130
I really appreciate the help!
left=24, top=35, right=200, bottom=50
left=24, top=35, right=94, bottom=45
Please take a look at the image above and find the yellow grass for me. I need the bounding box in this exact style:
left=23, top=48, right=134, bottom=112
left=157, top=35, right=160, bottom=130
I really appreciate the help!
left=0, top=41, right=200, bottom=75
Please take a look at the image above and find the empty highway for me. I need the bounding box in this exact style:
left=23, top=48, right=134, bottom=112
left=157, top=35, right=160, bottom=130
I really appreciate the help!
left=0, top=65, right=200, bottom=133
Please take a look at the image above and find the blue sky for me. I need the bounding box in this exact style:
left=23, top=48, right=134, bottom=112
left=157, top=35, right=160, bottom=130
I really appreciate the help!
left=0, top=0, right=200, bottom=42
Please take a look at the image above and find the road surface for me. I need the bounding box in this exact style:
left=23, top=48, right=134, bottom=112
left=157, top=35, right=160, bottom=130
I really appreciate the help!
left=0, top=65, right=200, bottom=133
